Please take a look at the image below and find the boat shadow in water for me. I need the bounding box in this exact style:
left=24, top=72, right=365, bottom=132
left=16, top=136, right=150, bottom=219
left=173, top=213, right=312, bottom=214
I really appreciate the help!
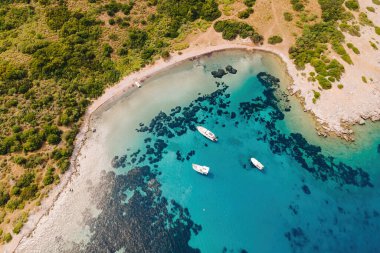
left=205, top=172, right=215, bottom=179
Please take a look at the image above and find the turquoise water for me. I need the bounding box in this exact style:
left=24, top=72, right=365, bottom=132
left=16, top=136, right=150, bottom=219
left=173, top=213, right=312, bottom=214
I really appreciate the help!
left=85, top=50, right=380, bottom=253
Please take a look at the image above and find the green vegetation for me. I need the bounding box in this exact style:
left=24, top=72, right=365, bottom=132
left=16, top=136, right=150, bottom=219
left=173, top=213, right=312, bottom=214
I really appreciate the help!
left=339, top=23, right=360, bottom=37
left=3, top=233, right=12, bottom=243
left=268, top=35, right=283, bottom=44
left=288, top=0, right=359, bottom=89
left=347, top=43, right=360, bottom=54
left=344, top=0, right=359, bottom=11
left=312, top=90, right=321, bottom=104
left=370, top=41, right=379, bottom=50
left=238, top=8, right=254, bottom=19
left=373, top=0, right=380, bottom=5
left=362, top=76, right=368, bottom=83
left=337, top=84, right=344, bottom=89
left=43, top=167, right=56, bottom=186
left=0, top=0, right=222, bottom=242
left=375, top=26, right=380, bottom=35
left=284, top=12, right=293, bottom=22
left=359, top=12, right=374, bottom=26
left=214, top=20, right=263, bottom=43
left=291, top=0, right=305, bottom=11
left=243, top=0, right=256, bottom=7
left=12, top=212, right=28, bottom=234
left=367, top=6, right=375, bottom=12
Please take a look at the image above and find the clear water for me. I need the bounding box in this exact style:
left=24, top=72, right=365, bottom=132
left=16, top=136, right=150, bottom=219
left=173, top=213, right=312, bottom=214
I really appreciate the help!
left=86, top=50, right=380, bottom=253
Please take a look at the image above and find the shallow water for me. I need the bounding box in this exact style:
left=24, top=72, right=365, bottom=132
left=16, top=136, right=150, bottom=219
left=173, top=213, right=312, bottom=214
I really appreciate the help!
left=41, top=50, right=380, bottom=253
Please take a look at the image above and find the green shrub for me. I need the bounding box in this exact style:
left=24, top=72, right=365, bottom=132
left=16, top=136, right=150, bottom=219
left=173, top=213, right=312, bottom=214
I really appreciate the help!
left=341, top=54, right=353, bottom=64
left=214, top=20, right=263, bottom=43
left=58, top=158, right=70, bottom=173
left=43, top=167, right=55, bottom=186
left=375, top=27, right=380, bottom=35
left=20, top=184, right=38, bottom=201
left=16, top=173, right=35, bottom=189
left=0, top=189, right=10, bottom=207
left=5, top=197, right=21, bottom=211
left=313, top=90, right=321, bottom=99
left=373, top=0, right=380, bottom=5
left=316, top=75, right=332, bottom=89
left=244, top=0, right=256, bottom=7
left=362, top=76, right=368, bottom=83
left=370, top=41, right=378, bottom=50
left=337, top=84, right=344, bottom=89
left=291, top=0, right=304, bottom=11
left=284, top=12, right=293, bottom=21
left=103, top=44, right=113, bottom=57
left=359, top=12, right=374, bottom=26
left=47, top=134, right=61, bottom=145
left=13, top=221, right=24, bottom=234
left=347, top=43, right=360, bottom=54
left=238, top=8, right=254, bottom=19
left=366, top=7, right=375, bottom=12
left=345, top=0, right=359, bottom=11
left=3, top=233, right=12, bottom=243
left=46, top=6, right=70, bottom=31
left=268, top=35, right=283, bottom=44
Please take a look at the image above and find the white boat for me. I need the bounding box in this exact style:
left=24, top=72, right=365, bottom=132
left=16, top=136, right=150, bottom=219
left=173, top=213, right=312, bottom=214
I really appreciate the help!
left=192, top=164, right=210, bottom=175
left=134, top=81, right=142, bottom=88
left=251, top=158, right=264, bottom=170
left=196, top=126, right=217, bottom=142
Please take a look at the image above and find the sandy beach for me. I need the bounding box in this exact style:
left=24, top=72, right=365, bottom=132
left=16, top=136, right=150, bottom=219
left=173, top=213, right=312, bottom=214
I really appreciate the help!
left=4, top=25, right=380, bottom=251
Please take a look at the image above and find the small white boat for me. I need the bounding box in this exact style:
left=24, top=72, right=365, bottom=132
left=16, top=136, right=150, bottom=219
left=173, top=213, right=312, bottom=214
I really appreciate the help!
left=196, top=126, right=217, bottom=142
left=251, top=158, right=264, bottom=170
left=134, top=81, right=142, bottom=88
left=192, top=164, right=210, bottom=175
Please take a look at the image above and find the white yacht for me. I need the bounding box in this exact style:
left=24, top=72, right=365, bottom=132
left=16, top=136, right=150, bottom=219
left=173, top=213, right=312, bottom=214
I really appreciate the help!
left=192, top=164, right=210, bottom=175
left=196, top=126, right=217, bottom=142
left=251, top=158, right=264, bottom=170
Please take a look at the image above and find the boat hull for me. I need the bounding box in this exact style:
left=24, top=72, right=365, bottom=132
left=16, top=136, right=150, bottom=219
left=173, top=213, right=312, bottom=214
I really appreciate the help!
left=192, top=164, right=210, bottom=175
left=251, top=158, right=264, bottom=170
left=196, top=126, right=217, bottom=142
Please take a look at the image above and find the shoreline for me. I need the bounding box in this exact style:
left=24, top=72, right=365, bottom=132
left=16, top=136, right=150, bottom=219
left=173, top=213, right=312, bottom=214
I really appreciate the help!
left=5, top=43, right=378, bottom=252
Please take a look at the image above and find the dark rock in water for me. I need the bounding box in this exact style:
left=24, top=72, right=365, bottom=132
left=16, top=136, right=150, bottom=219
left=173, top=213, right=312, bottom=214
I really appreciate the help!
left=302, top=185, right=311, bottom=195
left=211, top=68, right=227, bottom=78
left=81, top=167, right=202, bottom=253
left=284, top=227, right=308, bottom=251
left=289, top=204, right=298, bottom=215
left=111, top=156, right=119, bottom=168
left=111, top=155, right=127, bottom=168
left=377, top=144, right=380, bottom=153
left=226, top=65, right=237, bottom=74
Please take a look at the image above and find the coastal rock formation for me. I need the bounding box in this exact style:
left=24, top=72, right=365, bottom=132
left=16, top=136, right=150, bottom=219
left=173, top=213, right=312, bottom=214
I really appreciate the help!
left=211, top=68, right=227, bottom=78
left=111, top=155, right=127, bottom=168
left=225, top=65, right=237, bottom=74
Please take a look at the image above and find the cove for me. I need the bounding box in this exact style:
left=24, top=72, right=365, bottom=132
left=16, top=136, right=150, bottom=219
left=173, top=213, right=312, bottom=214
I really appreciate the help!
left=43, top=50, right=380, bottom=252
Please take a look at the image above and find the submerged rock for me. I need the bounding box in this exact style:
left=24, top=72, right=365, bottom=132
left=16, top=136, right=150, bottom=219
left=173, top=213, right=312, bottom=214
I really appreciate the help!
left=302, top=185, right=311, bottom=195
left=225, top=65, right=237, bottom=74
left=211, top=68, right=227, bottom=78
left=111, top=155, right=127, bottom=168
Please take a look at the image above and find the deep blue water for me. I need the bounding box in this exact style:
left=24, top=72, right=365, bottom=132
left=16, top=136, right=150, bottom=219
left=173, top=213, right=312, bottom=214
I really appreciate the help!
left=84, top=51, right=380, bottom=253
